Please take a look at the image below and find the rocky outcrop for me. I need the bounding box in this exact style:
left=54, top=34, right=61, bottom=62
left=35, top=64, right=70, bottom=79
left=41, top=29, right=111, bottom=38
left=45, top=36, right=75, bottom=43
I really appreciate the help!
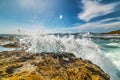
left=0, top=50, right=110, bottom=80
left=1, top=42, right=20, bottom=48
left=0, top=36, right=19, bottom=47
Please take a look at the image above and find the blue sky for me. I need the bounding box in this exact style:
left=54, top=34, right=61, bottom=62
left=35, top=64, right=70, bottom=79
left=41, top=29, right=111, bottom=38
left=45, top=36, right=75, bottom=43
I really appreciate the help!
left=0, top=0, right=120, bottom=34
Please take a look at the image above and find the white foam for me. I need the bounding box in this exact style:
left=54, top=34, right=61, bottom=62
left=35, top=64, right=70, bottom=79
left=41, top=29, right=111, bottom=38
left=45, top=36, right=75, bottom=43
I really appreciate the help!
left=20, top=34, right=120, bottom=80
left=106, top=43, right=120, bottom=47
left=105, top=50, right=120, bottom=70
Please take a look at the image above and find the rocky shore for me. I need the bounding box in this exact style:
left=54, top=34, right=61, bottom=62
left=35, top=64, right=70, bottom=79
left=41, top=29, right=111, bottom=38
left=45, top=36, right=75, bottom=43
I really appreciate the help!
left=0, top=50, right=110, bottom=80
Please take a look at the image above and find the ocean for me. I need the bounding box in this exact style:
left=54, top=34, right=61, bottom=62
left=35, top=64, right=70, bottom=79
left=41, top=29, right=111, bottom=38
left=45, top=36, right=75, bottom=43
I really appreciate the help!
left=0, top=33, right=120, bottom=80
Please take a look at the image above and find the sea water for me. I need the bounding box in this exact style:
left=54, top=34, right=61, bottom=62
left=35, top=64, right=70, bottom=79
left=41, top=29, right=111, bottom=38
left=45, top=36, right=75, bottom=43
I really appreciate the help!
left=0, top=46, right=15, bottom=52
left=19, top=33, right=120, bottom=80
left=0, top=33, right=120, bottom=80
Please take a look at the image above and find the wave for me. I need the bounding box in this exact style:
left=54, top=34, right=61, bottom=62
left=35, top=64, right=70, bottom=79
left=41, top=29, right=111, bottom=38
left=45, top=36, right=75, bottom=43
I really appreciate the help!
left=20, top=34, right=120, bottom=80
left=106, top=43, right=120, bottom=47
left=105, top=48, right=120, bottom=69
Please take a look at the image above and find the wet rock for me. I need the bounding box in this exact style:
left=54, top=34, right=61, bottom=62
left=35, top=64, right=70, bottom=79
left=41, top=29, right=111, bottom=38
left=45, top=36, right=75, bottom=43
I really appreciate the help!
left=2, top=42, right=20, bottom=48
left=0, top=36, right=19, bottom=47
left=0, top=50, right=110, bottom=80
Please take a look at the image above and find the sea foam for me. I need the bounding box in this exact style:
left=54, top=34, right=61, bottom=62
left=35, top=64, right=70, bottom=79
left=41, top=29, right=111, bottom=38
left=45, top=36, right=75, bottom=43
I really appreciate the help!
left=20, top=33, right=120, bottom=80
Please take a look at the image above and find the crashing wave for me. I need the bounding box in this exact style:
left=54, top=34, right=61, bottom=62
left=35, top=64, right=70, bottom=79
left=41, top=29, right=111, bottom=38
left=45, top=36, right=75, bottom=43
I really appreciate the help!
left=20, top=33, right=120, bottom=80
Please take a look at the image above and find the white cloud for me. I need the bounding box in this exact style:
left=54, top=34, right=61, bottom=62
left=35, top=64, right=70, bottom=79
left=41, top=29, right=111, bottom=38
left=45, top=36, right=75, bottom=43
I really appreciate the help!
left=15, top=18, right=120, bottom=33
left=78, top=0, right=119, bottom=22
left=18, top=0, right=37, bottom=9
left=60, top=17, right=120, bottom=32
left=76, top=21, right=120, bottom=30
left=98, top=17, right=120, bottom=23
left=17, top=0, right=60, bottom=12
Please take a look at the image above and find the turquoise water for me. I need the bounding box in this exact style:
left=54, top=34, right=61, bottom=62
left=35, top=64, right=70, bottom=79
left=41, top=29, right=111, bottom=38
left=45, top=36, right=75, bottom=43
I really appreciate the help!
left=93, top=37, right=120, bottom=70
left=0, top=46, right=15, bottom=52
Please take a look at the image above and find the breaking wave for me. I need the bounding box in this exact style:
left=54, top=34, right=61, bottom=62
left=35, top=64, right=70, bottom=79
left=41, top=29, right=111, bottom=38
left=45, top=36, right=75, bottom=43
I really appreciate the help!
left=106, top=43, right=120, bottom=47
left=20, top=33, right=120, bottom=80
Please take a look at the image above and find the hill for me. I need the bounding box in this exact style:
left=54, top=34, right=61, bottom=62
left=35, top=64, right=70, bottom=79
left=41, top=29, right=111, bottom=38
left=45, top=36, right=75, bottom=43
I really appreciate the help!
left=107, top=30, right=120, bottom=34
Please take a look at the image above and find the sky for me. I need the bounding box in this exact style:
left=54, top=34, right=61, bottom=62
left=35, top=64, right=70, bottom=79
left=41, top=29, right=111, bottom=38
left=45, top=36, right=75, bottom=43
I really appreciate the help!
left=0, top=0, right=120, bottom=34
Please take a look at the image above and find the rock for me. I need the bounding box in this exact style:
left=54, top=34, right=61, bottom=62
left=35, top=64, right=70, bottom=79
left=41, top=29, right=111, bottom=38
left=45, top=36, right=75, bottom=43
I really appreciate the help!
left=0, top=50, right=110, bottom=80
left=0, top=36, right=19, bottom=46
left=1, top=42, right=20, bottom=48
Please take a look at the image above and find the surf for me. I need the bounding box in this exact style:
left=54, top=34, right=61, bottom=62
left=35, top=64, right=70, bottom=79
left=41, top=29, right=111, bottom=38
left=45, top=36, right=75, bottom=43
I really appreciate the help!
left=20, top=33, right=120, bottom=80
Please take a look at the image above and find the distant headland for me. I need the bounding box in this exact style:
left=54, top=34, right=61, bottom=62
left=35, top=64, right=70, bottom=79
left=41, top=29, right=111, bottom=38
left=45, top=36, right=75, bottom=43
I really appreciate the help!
left=106, top=30, right=120, bottom=34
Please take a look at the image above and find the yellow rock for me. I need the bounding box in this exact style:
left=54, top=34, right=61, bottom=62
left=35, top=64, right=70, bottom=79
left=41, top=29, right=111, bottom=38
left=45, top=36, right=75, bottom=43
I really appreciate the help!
left=0, top=50, right=110, bottom=80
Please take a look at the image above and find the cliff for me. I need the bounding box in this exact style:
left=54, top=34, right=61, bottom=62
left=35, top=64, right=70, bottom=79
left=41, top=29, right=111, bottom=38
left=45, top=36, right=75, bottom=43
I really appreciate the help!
left=0, top=50, right=110, bottom=80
